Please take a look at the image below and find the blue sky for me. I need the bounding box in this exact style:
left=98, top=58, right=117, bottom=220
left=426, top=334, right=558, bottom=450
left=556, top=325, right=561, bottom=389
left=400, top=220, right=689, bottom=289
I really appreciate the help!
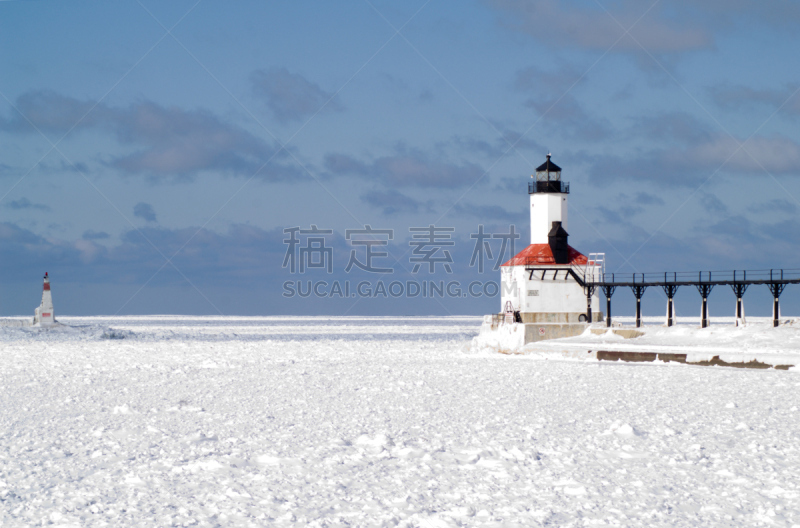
left=2, top=0, right=800, bottom=316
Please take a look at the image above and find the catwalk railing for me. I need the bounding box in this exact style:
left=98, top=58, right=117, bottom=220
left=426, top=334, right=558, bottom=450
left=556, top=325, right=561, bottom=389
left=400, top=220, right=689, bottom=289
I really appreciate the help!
left=528, top=181, right=570, bottom=194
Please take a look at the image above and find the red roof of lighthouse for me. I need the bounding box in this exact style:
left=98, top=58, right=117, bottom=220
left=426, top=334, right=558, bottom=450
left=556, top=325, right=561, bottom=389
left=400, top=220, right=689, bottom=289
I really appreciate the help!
left=501, top=244, right=588, bottom=267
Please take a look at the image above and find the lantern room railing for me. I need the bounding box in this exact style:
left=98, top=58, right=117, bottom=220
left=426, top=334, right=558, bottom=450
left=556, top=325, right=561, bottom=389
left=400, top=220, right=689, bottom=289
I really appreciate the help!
left=529, top=181, right=570, bottom=194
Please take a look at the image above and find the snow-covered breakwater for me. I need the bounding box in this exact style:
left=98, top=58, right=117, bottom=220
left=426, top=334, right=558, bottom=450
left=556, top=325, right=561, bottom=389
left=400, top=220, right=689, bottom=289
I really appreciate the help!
left=478, top=316, right=800, bottom=369
left=1, top=316, right=799, bottom=526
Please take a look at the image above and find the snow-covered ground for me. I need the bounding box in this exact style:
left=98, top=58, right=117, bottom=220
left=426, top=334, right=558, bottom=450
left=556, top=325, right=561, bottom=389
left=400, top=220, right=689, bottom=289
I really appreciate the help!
left=517, top=317, right=800, bottom=368
left=2, top=316, right=800, bottom=527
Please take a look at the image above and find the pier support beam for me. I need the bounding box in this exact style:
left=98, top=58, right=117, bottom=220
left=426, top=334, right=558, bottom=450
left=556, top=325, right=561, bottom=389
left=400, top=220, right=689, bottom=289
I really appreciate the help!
left=696, top=284, right=714, bottom=328
left=630, top=285, right=647, bottom=328
left=661, top=284, right=679, bottom=327
left=730, top=283, right=748, bottom=327
left=602, top=285, right=616, bottom=328
left=768, top=283, right=786, bottom=327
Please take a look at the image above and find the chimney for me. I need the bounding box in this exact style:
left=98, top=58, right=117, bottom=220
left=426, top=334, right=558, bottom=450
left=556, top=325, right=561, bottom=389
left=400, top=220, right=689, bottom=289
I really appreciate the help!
left=548, top=221, right=569, bottom=264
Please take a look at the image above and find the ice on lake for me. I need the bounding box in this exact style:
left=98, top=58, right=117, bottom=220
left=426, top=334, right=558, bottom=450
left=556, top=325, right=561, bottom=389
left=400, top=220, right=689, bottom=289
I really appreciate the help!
left=1, top=316, right=799, bottom=527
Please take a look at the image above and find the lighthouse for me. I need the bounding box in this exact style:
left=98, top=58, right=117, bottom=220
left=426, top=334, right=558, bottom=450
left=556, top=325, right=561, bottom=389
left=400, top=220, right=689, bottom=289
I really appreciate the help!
left=500, top=155, right=602, bottom=323
left=33, top=272, right=55, bottom=326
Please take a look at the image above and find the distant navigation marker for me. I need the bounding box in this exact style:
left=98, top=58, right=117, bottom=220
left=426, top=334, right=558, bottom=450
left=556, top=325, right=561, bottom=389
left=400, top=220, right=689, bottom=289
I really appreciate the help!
left=33, top=272, right=55, bottom=326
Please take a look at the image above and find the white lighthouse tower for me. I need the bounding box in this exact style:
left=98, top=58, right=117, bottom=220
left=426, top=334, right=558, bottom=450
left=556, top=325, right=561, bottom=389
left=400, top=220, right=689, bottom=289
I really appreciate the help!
left=500, top=155, right=602, bottom=323
left=33, top=272, right=55, bottom=326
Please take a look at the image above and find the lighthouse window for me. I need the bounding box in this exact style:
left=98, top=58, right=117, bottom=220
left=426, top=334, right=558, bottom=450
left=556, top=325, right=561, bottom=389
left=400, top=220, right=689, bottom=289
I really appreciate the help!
left=527, top=290, right=539, bottom=296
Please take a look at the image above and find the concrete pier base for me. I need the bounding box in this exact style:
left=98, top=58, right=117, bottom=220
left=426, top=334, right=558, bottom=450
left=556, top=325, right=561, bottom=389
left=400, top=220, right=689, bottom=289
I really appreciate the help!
left=520, top=312, right=604, bottom=324
left=524, top=323, right=590, bottom=343
left=479, top=317, right=593, bottom=346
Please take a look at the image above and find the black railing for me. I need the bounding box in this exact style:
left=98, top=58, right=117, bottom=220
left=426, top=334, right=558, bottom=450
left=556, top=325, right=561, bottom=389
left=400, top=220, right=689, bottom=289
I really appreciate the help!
left=589, top=269, right=800, bottom=286
left=528, top=181, right=570, bottom=194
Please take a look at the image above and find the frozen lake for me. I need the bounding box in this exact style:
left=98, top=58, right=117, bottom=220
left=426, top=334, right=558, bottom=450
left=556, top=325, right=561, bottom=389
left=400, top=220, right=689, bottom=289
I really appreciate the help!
left=2, top=316, right=799, bottom=526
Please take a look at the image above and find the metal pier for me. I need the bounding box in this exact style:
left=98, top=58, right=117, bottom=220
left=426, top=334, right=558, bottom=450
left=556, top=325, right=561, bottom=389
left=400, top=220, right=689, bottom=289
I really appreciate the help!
left=583, top=269, right=800, bottom=328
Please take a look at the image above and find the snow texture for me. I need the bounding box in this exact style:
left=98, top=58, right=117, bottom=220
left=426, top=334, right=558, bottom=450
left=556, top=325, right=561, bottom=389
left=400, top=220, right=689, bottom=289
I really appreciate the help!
left=2, top=316, right=800, bottom=527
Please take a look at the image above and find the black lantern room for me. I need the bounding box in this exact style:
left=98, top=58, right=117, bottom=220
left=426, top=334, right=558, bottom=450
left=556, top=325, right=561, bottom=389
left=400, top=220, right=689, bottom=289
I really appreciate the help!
left=529, top=154, right=569, bottom=194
